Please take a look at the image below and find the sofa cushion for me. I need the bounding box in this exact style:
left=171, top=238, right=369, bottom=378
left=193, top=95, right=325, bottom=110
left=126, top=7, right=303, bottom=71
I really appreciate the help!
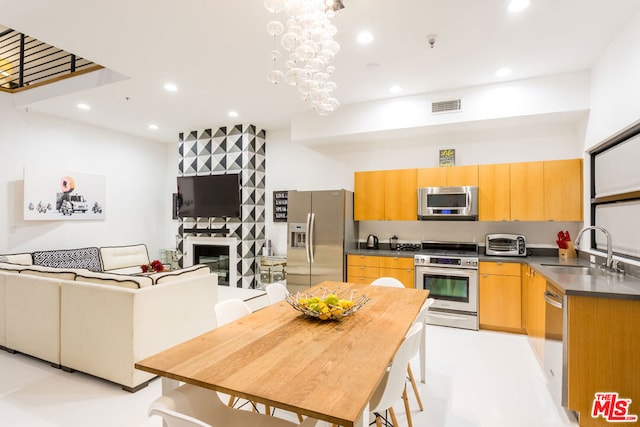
left=32, top=247, right=102, bottom=272
left=20, top=265, right=78, bottom=280
left=100, top=244, right=150, bottom=271
left=0, top=262, right=25, bottom=273
left=75, top=271, right=153, bottom=289
left=0, top=253, right=33, bottom=265
left=149, top=264, right=210, bottom=285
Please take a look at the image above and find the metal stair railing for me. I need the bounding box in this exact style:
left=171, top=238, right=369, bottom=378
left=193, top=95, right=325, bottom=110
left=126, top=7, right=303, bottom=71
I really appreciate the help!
left=0, top=27, right=101, bottom=93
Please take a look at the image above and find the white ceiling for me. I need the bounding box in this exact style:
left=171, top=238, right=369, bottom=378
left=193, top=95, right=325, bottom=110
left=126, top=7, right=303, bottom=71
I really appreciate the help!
left=1, top=0, right=639, bottom=144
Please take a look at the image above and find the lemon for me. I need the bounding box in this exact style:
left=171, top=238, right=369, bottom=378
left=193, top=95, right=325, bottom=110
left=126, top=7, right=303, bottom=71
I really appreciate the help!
left=339, top=299, right=354, bottom=309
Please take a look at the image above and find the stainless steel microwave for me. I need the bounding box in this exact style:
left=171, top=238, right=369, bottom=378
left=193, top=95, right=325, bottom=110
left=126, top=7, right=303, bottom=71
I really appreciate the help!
left=417, top=186, right=478, bottom=220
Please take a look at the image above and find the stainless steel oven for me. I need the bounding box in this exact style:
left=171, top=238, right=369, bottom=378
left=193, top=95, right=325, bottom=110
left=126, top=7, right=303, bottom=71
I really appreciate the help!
left=414, top=242, right=479, bottom=331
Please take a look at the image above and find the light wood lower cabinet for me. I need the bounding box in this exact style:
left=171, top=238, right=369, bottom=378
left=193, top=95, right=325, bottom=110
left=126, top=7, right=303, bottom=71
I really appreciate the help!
left=346, top=254, right=379, bottom=284
left=379, top=256, right=414, bottom=288
left=347, top=255, right=414, bottom=288
left=523, top=265, right=546, bottom=364
left=478, top=262, right=523, bottom=333
left=567, top=296, right=640, bottom=426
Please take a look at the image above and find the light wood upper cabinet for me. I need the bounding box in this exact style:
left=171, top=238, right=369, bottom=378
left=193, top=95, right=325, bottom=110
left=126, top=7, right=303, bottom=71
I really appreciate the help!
left=416, top=167, right=447, bottom=187
left=478, top=163, right=511, bottom=221
left=543, top=159, right=583, bottom=221
left=417, top=165, right=478, bottom=188
left=354, top=171, right=385, bottom=221
left=510, top=161, right=545, bottom=221
left=445, top=165, right=479, bottom=186
left=355, top=158, right=582, bottom=222
left=384, top=169, right=417, bottom=221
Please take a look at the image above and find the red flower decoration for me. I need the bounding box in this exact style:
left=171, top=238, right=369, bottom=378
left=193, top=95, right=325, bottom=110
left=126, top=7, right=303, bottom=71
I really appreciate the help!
left=140, top=260, right=165, bottom=273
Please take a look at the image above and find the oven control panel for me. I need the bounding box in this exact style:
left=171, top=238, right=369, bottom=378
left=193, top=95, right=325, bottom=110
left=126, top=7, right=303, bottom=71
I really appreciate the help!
left=414, top=254, right=478, bottom=268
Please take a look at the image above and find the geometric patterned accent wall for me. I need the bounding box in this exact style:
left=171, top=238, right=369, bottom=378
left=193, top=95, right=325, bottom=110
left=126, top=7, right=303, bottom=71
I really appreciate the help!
left=176, top=124, right=266, bottom=289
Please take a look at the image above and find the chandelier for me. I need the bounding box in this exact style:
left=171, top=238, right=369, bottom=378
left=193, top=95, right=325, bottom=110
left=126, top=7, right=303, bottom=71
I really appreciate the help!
left=264, top=0, right=343, bottom=116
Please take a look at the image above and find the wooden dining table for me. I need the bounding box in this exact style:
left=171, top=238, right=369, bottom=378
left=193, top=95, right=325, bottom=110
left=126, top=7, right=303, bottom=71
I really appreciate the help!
left=135, top=281, right=430, bottom=427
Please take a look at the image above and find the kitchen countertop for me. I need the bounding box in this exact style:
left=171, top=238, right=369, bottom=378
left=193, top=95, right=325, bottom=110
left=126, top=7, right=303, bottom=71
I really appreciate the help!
left=346, top=248, right=640, bottom=301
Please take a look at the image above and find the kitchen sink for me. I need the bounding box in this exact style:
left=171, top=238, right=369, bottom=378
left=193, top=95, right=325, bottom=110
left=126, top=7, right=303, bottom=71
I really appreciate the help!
left=540, top=263, right=601, bottom=275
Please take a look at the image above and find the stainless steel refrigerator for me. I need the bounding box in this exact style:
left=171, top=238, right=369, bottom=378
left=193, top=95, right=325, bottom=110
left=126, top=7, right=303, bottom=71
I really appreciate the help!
left=287, top=189, right=358, bottom=294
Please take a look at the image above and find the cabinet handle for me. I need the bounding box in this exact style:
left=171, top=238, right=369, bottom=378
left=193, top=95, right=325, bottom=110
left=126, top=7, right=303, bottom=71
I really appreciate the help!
left=481, top=273, right=489, bottom=278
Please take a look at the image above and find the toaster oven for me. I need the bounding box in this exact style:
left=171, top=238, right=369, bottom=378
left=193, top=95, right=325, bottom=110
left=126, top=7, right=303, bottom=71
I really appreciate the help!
left=485, top=233, right=527, bottom=257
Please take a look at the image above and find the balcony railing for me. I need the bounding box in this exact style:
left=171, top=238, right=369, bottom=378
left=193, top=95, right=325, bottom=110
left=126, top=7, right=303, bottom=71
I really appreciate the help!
left=0, top=27, right=101, bottom=93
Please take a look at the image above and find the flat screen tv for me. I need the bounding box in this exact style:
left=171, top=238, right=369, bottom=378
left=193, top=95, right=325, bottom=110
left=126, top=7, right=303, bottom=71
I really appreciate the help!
left=176, top=174, right=241, bottom=218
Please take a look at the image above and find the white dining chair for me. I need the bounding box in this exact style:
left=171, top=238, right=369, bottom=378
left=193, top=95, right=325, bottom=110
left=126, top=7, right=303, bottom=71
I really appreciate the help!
left=214, top=297, right=303, bottom=422
left=148, top=383, right=320, bottom=427
left=370, top=277, right=405, bottom=288
left=214, top=298, right=262, bottom=412
left=418, top=298, right=435, bottom=384
left=369, top=322, right=423, bottom=427
left=214, top=298, right=252, bottom=327
left=405, top=297, right=435, bottom=415
left=265, top=282, right=289, bottom=304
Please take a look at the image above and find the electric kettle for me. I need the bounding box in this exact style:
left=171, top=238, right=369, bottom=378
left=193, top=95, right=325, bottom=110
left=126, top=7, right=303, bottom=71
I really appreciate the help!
left=366, top=234, right=379, bottom=249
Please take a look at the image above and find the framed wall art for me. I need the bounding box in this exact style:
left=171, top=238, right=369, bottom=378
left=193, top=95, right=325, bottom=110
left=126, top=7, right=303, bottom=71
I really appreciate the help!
left=23, top=168, right=106, bottom=221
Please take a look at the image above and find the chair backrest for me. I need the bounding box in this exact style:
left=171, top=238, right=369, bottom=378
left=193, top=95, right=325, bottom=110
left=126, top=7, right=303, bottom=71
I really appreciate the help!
left=149, top=383, right=310, bottom=427
left=370, top=277, right=405, bottom=288
left=214, top=298, right=252, bottom=327
left=149, top=404, right=212, bottom=427
left=265, top=282, right=289, bottom=304
left=370, top=322, right=424, bottom=414
left=413, top=297, right=435, bottom=328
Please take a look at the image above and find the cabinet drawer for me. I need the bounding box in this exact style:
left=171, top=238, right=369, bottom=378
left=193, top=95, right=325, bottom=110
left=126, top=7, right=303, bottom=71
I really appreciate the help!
left=347, top=275, right=375, bottom=285
left=379, top=256, right=413, bottom=269
left=479, top=261, right=521, bottom=277
left=347, top=265, right=379, bottom=278
left=347, top=254, right=380, bottom=268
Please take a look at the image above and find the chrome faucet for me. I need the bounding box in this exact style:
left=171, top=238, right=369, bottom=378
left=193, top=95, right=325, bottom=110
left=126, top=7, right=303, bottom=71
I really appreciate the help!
left=574, top=226, right=614, bottom=271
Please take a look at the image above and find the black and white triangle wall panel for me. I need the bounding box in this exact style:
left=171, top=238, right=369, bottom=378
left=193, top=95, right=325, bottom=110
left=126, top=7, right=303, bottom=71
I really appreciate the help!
left=176, top=124, right=266, bottom=289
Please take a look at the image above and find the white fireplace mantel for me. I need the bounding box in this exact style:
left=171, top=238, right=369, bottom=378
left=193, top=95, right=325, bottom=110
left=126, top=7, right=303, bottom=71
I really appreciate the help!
left=184, top=236, right=238, bottom=287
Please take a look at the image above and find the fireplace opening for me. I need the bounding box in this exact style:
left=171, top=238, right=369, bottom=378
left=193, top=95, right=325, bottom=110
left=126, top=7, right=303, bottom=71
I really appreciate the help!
left=193, top=244, right=231, bottom=286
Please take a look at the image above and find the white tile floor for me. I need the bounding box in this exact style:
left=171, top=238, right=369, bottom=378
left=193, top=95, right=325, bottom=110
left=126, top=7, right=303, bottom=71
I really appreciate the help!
left=0, top=325, right=579, bottom=427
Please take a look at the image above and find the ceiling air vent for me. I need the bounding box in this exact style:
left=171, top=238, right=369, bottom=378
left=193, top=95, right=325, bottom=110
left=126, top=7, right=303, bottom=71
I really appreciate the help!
left=432, top=99, right=462, bottom=114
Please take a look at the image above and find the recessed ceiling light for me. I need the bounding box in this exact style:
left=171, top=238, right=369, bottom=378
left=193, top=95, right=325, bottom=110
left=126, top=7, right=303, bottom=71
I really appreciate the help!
left=228, top=111, right=239, bottom=118
left=508, top=0, right=530, bottom=13
left=148, top=124, right=159, bottom=130
left=77, top=103, right=90, bottom=110
left=356, top=31, right=374, bottom=44
left=163, top=82, right=178, bottom=92
left=496, top=67, right=512, bottom=77
left=389, top=85, right=403, bottom=94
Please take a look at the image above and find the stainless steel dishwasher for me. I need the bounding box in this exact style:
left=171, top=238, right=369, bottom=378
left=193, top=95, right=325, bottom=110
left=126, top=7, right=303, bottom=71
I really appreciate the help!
left=544, top=282, right=566, bottom=407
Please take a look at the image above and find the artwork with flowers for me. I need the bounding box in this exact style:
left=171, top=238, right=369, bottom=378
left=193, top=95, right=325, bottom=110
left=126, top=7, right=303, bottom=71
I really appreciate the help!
left=23, top=167, right=106, bottom=220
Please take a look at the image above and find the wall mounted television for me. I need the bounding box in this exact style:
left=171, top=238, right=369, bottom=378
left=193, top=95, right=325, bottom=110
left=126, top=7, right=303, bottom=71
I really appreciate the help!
left=176, top=173, right=241, bottom=218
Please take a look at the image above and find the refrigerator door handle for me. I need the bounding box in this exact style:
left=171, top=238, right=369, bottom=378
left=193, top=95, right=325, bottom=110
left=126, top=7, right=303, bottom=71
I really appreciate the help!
left=309, top=212, right=315, bottom=263
left=305, top=213, right=311, bottom=263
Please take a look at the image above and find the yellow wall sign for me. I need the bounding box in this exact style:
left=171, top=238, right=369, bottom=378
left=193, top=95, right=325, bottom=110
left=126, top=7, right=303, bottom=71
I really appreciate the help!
left=439, top=149, right=455, bottom=167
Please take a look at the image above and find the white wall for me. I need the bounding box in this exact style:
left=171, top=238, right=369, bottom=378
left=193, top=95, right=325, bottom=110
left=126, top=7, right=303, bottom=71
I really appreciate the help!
left=585, top=8, right=640, bottom=149
left=0, top=92, right=177, bottom=259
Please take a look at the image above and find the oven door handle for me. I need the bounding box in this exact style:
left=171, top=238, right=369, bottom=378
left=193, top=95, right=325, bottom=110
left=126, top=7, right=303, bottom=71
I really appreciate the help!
left=427, top=311, right=472, bottom=321
left=416, top=266, right=476, bottom=278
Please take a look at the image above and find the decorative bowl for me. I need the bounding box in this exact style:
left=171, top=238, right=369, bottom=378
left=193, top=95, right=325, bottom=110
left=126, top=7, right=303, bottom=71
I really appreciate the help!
left=286, top=287, right=370, bottom=321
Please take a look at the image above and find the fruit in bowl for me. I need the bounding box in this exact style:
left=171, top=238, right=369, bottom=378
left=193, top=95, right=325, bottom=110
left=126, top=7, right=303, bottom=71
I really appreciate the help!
left=286, top=287, right=369, bottom=321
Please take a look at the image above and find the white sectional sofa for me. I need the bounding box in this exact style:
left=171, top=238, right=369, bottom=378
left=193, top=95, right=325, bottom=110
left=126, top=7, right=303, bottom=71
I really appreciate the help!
left=0, top=244, right=218, bottom=392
